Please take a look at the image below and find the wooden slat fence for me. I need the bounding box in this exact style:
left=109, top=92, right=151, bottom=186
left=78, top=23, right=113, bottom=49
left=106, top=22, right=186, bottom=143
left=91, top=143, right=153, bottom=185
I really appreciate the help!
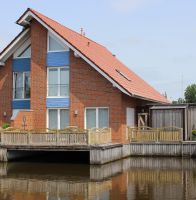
left=128, top=126, right=183, bottom=142
left=0, top=127, right=112, bottom=146
left=88, top=128, right=112, bottom=145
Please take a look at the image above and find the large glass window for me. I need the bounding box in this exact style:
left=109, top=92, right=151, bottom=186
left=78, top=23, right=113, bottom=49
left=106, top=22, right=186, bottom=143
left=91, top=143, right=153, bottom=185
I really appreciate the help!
left=48, top=109, right=69, bottom=130
left=48, top=35, right=67, bottom=52
left=13, top=72, right=30, bottom=99
left=86, top=108, right=109, bottom=129
left=48, top=67, right=69, bottom=97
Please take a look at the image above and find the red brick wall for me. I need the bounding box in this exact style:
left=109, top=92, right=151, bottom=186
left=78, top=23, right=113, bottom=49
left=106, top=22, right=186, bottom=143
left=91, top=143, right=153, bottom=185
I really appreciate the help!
left=11, top=110, right=35, bottom=130
left=30, top=20, right=47, bottom=129
left=0, top=57, right=12, bottom=126
left=70, top=50, right=140, bottom=143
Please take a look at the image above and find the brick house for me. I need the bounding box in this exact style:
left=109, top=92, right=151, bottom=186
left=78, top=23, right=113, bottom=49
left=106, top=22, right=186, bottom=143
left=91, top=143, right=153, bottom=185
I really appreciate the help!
left=0, top=8, right=168, bottom=143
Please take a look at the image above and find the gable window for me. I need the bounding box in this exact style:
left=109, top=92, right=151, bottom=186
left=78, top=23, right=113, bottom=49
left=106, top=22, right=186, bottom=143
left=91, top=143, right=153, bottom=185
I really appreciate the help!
left=85, top=108, right=109, bottom=129
left=14, top=38, right=31, bottom=58
left=13, top=72, right=30, bottom=99
left=48, top=34, right=68, bottom=52
left=48, top=109, right=69, bottom=129
left=48, top=67, right=69, bottom=97
left=17, top=45, right=31, bottom=58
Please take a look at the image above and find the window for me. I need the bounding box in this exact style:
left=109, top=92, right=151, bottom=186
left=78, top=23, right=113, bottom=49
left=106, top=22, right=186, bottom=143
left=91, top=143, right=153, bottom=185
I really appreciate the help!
left=85, top=108, right=109, bottom=129
left=13, top=72, right=30, bottom=99
left=48, top=67, right=69, bottom=97
left=48, top=34, right=68, bottom=52
left=14, top=38, right=31, bottom=58
left=17, top=45, right=31, bottom=58
left=48, top=109, right=69, bottom=129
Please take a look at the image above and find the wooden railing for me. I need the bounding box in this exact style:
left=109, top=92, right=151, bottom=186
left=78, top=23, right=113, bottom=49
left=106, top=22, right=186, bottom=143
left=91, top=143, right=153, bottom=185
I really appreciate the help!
left=88, top=128, right=112, bottom=145
left=0, top=127, right=112, bottom=146
left=127, top=126, right=183, bottom=142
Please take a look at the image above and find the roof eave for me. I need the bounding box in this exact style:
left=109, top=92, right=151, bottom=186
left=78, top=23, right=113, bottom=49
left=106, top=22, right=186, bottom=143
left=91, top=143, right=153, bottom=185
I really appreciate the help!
left=131, top=93, right=169, bottom=104
left=0, top=28, right=30, bottom=63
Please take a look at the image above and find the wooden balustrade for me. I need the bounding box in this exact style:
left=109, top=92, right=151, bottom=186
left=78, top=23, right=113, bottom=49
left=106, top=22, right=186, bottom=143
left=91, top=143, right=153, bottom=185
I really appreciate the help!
left=0, top=127, right=112, bottom=146
left=128, top=126, right=183, bottom=142
left=88, top=128, right=112, bottom=145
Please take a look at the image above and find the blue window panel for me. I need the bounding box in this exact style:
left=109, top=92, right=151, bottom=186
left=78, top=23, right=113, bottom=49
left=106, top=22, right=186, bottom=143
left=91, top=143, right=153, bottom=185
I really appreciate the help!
left=13, top=58, right=31, bottom=72
left=47, top=51, right=70, bottom=67
left=46, top=98, right=69, bottom=108
left=12, top=100, right=30, bottom=109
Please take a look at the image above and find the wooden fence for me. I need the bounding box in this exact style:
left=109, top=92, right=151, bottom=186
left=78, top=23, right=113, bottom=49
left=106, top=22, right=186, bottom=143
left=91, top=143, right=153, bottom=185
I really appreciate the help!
left=0, top=128, right=112, bottom=146
left=128, top=126, right=183, bottom=142
left=88, top=128, right=112, bottom=145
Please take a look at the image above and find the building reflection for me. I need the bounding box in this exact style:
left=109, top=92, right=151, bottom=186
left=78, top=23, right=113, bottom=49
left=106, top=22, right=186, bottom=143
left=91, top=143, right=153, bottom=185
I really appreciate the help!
left=0, top=157, right=196, bottom=200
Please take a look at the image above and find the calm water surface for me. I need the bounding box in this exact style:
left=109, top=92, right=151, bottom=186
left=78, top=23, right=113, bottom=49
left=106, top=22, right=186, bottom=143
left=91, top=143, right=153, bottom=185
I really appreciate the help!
left=0, top=157, right=196, bottom=200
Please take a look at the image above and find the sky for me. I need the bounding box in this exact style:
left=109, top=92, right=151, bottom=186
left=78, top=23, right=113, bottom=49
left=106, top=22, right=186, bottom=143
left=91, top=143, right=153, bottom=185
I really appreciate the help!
left=0, top=0, right=195, bottom=101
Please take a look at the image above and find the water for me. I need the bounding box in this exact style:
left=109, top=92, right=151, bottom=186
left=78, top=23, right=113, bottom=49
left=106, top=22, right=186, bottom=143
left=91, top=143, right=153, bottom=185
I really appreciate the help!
left=0, top=157, right=196, bottom=200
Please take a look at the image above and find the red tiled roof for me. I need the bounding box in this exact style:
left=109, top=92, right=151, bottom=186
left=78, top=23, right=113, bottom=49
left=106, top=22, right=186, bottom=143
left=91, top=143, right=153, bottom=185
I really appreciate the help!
left=19, top=8, right=169, bottom=103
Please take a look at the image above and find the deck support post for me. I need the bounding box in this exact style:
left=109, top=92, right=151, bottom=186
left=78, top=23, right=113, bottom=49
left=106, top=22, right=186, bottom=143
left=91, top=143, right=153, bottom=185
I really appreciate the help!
left=0, top=148, right=7, bottom=162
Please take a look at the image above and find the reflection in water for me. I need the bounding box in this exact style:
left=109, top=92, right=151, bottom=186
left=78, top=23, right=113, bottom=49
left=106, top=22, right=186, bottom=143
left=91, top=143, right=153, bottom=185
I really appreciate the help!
left=0, top=158, right=196, bottom=200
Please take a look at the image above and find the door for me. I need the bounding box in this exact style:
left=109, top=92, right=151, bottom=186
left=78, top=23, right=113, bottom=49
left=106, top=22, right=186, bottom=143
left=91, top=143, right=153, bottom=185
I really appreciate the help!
left=126, top=107, right=135, bottom=127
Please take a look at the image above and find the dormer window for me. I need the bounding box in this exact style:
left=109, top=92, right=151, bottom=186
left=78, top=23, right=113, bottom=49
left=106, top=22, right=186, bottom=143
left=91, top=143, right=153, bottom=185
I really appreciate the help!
left=48, top=33, right=69, bottom=52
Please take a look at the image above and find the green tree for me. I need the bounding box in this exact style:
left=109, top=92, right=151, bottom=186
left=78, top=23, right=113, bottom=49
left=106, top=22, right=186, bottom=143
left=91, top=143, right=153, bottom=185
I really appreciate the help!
left=184, top=84, right=196, bottom=103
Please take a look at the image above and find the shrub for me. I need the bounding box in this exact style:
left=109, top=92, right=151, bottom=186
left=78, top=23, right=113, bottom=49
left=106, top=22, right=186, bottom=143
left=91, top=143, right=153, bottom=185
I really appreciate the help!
left=2, top=123, right=10, bottom=129
left=192, top=130, right=196, bottom=135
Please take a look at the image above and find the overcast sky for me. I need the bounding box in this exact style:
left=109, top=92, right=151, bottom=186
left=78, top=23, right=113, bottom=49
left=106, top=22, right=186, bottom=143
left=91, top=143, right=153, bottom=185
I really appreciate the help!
left=0, top=0, right=195, bottom=101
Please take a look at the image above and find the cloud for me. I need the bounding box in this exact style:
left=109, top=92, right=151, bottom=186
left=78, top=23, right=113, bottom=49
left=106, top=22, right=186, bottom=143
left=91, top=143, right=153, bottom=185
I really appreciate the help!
left=110, top=0, right=149, bottom=13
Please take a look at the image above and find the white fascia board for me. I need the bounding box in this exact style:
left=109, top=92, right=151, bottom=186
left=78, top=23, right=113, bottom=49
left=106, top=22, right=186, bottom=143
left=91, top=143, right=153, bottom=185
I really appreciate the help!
left=0, top=28, right=30, bottom=62
left=19, top=11, right=131, bottom=97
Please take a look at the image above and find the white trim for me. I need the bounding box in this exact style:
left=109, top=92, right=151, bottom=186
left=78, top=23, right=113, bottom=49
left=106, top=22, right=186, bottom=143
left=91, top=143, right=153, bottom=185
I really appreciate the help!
left=47, top=66, right=69, bottom=98
left=0, top=62, right=5, bottom=66
left=0, top=28, right=30, bottom=62
left=18, top=11, right=131, bottom=98
left=47, top=108, right=69, bottom=129
left=84, top=107, right=109, bottom=129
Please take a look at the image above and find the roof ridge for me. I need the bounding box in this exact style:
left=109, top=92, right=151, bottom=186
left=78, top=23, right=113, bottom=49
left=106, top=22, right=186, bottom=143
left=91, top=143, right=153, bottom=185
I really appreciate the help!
left=29, top=8, right=106, bottom=49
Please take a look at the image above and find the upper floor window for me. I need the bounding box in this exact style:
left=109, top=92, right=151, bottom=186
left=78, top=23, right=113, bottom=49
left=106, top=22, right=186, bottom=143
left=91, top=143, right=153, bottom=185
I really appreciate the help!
left=17, top=45, right=31, bottom=58
left=13, top=72, right=30, bottom=99
left=48, top=67, right=69, bottom=97
left=48, top=33, right=69, bottom=52
left=14, top=38, right=31, bottom=58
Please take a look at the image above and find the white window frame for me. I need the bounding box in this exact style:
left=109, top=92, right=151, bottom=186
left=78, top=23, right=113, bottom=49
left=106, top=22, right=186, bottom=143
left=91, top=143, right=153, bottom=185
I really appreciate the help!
left=47, top=108, right=69, bottom=129
left=13, top=38, right=31, bottom=59
left=13, top=71, right=30, bottom=100
left=84, top=107, right=109, bottom=129
left=47, top=32, right=69, bottom=53
left=47, top=66, right=69, bottom=98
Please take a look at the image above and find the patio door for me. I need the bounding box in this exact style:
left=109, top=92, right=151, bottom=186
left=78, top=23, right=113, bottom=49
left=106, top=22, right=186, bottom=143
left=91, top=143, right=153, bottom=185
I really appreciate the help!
left=126, top=107, right=135, bottom=127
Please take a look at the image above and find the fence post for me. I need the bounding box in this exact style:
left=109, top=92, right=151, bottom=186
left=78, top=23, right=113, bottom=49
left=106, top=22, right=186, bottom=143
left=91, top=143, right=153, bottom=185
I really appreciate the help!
left=156, top=128, right=159, bottom=143
left=27, top=132, right=31, bottom=145
left=181, top=128, right=183, bottom=141
left=87, top=129, right=90, bottom=145
left=0, top=131, right=3, bottom=145
left=109, top=128, right=112, bottom=143
left=56, top=130, right=59, bottom=146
